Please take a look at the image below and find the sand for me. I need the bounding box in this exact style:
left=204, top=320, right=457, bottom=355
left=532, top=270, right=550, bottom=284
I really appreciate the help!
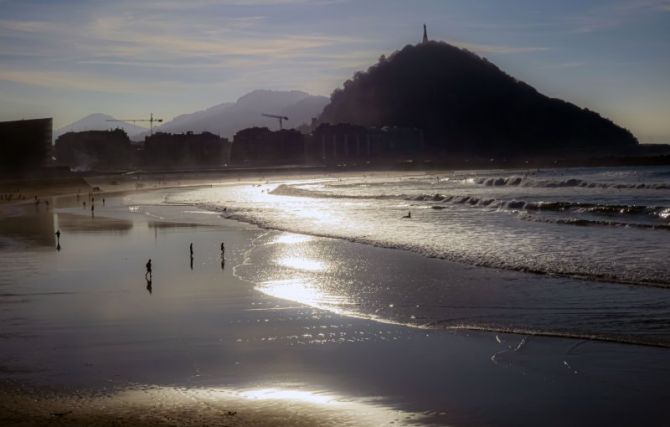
left=1, top=186, right=669, bottom=426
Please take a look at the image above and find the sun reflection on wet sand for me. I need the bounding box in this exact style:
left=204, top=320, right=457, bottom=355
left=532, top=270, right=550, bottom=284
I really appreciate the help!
left=240, top=387, right=334, bottom=405
left=0, top=384, right=423, bottom=427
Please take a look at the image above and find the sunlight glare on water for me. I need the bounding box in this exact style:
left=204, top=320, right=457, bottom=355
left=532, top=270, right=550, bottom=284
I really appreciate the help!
left=277, top=256, right=327, bottom=272
left=271, top=234, right=314, bottom=245
left=257, top=279, right=350, bottom=309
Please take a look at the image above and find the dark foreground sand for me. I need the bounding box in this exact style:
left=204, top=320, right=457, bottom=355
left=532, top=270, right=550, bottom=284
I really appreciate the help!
left=0, top=383, right=421, bottom=426
left=1, top=188, right=669, bottom=426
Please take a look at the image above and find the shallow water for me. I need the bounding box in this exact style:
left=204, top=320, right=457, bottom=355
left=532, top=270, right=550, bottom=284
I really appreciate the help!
left=168, top=166, right=670, bottom=286
left=1, top=192, right=670, bottom=426
left=161, top=166, right=670, bottom=345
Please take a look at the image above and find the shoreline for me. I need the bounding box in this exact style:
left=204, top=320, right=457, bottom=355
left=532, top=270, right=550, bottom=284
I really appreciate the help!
left=3, top=161, right=670, bottom=205
left=1, top=181, right=670, bottom=426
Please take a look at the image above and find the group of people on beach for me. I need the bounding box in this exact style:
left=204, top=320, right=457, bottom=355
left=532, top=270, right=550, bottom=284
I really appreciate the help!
left=144, top=241, right=226, bottom=293
left=77, top=191, right=105, bottom=216
left=0, top=193, right=28, bottom=202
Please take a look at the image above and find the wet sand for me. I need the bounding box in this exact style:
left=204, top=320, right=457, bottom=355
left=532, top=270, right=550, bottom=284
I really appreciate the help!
left=1, top=190, right=669, bottom=426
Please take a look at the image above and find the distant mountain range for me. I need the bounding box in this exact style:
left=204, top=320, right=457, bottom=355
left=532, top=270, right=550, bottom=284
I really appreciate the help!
left=151, top=90, right=328, bottom=138
left=56, top=90, right=329, bottom=142
left=54, top=113, right=148, bottom=141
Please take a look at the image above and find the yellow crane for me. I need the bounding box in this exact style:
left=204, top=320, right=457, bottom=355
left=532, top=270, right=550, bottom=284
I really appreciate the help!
left=107, top=113, right=163, bottom=135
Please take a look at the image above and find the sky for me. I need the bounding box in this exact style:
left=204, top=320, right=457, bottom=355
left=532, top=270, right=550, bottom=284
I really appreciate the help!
left=0, top=0, right=668, bottom=142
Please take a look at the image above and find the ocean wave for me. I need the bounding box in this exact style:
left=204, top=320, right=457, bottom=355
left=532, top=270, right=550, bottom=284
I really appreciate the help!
left=520, top=215, right=670, bottom=231
left=473, top=175, right=670, bottom=189
left=271, top=184, right=398, bottom=200
left=196, top=202, right=670, bottom=288
left=272, top=184, right=670, bottom=224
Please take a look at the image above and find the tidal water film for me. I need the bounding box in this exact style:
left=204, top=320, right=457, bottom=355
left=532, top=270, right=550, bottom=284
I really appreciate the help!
left=1, top=167, right=669, bottom=426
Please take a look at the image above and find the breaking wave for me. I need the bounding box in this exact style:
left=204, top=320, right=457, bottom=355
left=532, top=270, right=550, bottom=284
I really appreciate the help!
left=271, top=184, right=670, bottom=226
left=472, top=175, right=670, bottom=189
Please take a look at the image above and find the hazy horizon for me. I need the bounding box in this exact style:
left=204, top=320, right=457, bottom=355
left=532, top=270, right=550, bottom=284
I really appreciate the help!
left=0, top=0, right=669, bottom=143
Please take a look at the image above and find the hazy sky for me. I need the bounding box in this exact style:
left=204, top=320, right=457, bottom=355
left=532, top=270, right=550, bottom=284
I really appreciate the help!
left=0, top=0, right=668, bottom=142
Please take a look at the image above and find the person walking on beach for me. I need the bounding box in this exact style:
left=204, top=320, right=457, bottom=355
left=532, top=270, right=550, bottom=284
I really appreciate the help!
left=220, top=242, right=225, bottom=255
left=55, top=230, right=61, bottom=240
left=145, top=259, right=152, bottom=279
left=190, top=243, right=194, bottom=256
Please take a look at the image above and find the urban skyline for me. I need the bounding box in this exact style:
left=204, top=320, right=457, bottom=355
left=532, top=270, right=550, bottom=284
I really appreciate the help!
left=0, top=0, right=669, bottom=143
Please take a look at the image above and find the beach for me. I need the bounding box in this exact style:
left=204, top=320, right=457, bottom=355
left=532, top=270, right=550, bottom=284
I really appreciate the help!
left=1, top=169, right=670, bottom=426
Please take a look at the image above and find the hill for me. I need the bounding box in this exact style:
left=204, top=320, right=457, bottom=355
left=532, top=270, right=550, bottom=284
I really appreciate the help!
left=152, top=90, right=329, bottom=138
left=55, top=114, right=147, bottom=141
left=319, top=41, right=638, bottom=156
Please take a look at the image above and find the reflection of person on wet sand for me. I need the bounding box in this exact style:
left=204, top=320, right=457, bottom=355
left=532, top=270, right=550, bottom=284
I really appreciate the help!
left=146, top=277, right=152, bottom=294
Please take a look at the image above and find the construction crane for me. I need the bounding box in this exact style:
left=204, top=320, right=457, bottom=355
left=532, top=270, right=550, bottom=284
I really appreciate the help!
left=262, top=113, right=289, bottom=130
left=107, top=113, right=163, bottom=135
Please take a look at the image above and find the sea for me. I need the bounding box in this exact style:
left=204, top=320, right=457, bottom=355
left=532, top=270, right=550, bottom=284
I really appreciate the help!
left=155, top=166, right=670, bottom=347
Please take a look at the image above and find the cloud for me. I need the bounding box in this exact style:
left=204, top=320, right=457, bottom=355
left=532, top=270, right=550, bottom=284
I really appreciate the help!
left=448, top=40, right=548, bottom=55
left=0, top=19, right=63, bottom=33
left=86, top=17, right=358, bottom=60
left=568, top=0, right=670, bottom=33
left=538, top=61, right=588, bottom=70
left=0, top=68, right=183, bottom=93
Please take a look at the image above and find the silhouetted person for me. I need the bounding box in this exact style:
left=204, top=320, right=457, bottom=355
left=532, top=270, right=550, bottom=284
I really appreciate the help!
left=146, top=259, right=152, bottom=279
left=402, top=211, right=411, bottom=219
left=55, top=230, right=61, bottom=240
left=189, top=243, right=194, bottom=256
left=102, top=198, right=105, bottom=206
left=91, top=204, right=95, bottom=216
left=220, top=242, right=225, bottom=254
